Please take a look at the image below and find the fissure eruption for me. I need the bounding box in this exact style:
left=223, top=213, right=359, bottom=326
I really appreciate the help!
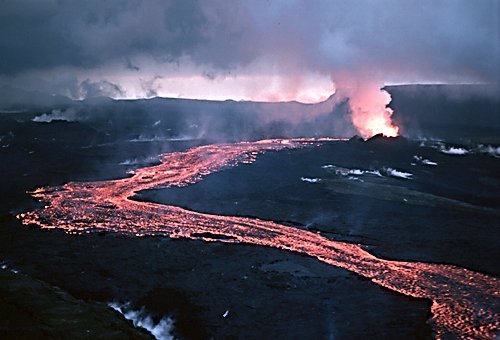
left=17, top=139, right=499, bottom=339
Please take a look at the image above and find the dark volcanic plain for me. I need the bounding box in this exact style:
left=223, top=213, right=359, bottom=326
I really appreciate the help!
left=0, top=85, right=499, bottom=339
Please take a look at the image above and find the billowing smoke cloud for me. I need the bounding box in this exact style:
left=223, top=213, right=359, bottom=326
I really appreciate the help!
left=334, top=77, right=399, bottom=137
left=0, top=0, right=498, bottom=136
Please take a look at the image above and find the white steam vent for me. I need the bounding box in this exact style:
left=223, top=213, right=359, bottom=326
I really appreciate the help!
left=108, top=302, right=175, bottom=340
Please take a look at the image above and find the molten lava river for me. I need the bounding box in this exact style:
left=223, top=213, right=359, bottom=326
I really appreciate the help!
left=17, top=139, right=499, bottom=339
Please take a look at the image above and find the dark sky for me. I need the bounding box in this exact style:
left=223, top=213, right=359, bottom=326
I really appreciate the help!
left=0, top=0, right=498, bottom=101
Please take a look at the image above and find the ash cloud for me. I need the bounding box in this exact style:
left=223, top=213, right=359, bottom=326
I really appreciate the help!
left=0, top=1, right=498, bottom=136
left=1, top=1, right=497, bottom=83
left=80, top=80, right=125, bottom=98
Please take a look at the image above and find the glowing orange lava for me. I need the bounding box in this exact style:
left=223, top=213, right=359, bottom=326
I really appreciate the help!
left=17, top=139, right=498, bottom=339
left=346, top=84, right=400, bottom=137
left=354, top=106, right=399, bottom=137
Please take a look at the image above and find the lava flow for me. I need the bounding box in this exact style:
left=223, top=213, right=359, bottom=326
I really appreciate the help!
left=18, top=138, right=499, bottom=339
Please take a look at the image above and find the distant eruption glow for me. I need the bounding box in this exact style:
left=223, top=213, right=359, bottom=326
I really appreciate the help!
left=349, top=86, right=399, bottom=138
left=333, top=77, right=400, bottom=138
left=352, top=105, right=399, bottom=138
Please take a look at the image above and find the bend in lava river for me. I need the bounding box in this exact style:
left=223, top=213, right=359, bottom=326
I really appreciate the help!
left=17, top=138, right=499, bottom=339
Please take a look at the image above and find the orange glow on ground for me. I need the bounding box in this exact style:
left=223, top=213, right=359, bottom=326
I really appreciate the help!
left=17, top=139, right=499, bottom=339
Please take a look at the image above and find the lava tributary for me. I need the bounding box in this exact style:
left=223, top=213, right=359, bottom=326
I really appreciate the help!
left=17, top=138, right=499, bottom=339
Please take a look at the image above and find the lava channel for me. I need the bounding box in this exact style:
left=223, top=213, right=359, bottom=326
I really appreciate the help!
left=17, top=138, right=499, bottom=339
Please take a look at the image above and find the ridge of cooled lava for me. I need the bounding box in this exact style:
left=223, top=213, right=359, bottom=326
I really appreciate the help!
left=17, top=138, right=499, bottom=339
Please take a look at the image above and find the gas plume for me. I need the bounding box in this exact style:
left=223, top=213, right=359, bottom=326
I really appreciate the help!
left=1, top=1, right=497, bottom=138
left=334, top=78, right=399, bottom=137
